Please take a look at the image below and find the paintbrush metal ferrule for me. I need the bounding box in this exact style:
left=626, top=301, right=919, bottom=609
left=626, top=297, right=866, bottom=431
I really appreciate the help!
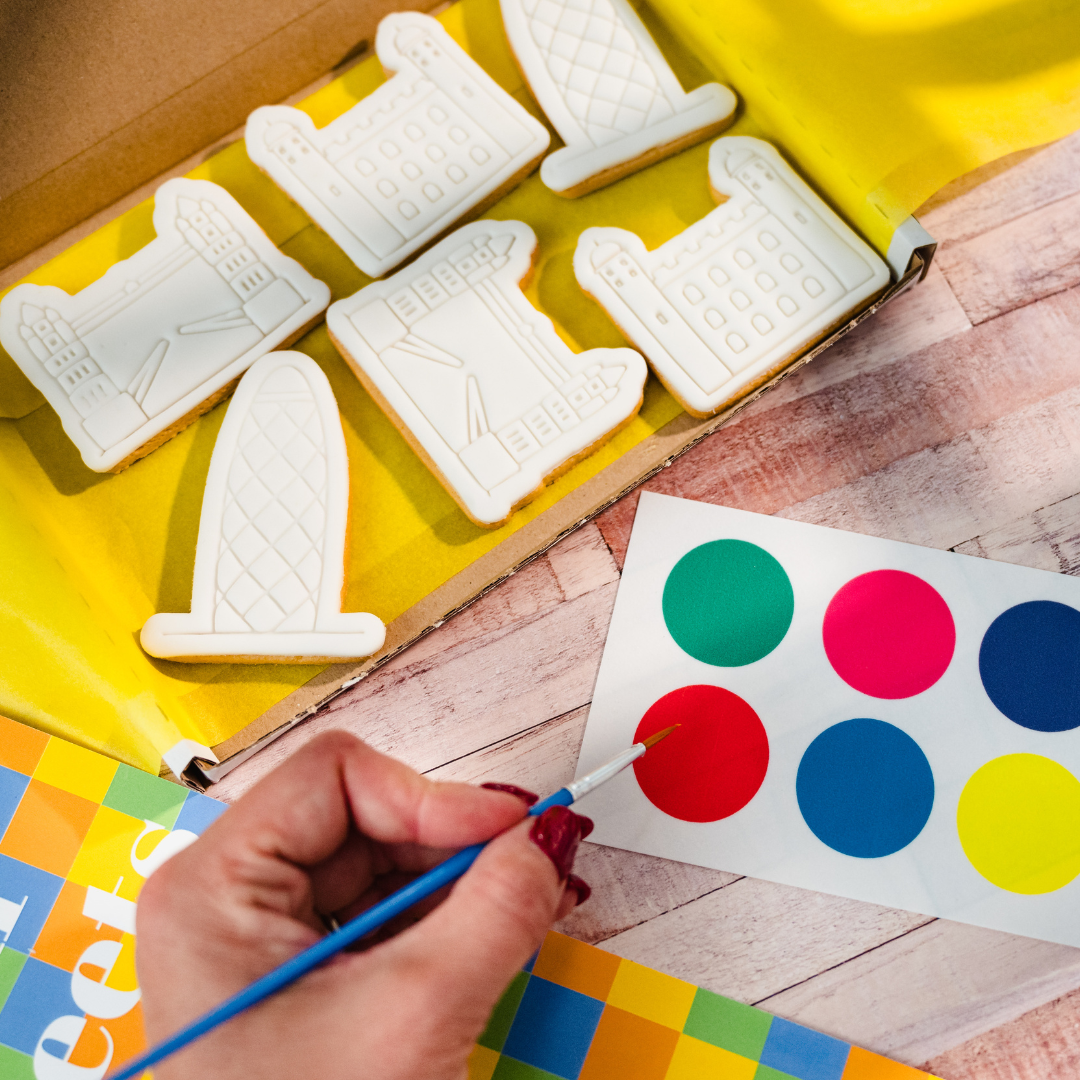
left=564, top=724, right=678, bottom=801
left=106, top=728, right=679, bottom=1080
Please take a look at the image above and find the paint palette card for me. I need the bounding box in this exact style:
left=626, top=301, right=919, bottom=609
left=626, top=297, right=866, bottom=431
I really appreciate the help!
left=576, top=492, right=1080, bottom=948
left=472, top=930, right=934, bottom=1080
left=0, top=715, right=226, bottom=1078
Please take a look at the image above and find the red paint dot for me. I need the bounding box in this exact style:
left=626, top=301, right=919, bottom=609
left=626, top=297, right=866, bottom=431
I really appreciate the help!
left=633, top=685, right=769, bottom=823
left=823, top=570, right=955, bottom=699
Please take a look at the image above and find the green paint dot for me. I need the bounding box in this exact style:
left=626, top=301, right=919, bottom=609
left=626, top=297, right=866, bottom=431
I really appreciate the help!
left=663, top=540, right=794, bottom=666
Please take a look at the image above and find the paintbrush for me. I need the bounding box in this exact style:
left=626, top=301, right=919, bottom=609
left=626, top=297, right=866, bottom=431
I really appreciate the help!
left=108, top=725, right=678, bottom=1079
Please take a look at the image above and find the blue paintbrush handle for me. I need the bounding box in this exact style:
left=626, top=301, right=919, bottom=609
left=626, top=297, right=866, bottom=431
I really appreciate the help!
left=108, top=787, right=574, bottom=1080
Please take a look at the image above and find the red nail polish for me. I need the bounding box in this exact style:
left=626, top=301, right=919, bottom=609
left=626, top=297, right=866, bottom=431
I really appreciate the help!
left=566, top=874, right=591, bottom=907
left=481, top=782, right=539, bottom=806
left=529, top=806, right=584, bottom=880
left=575, top=814, right=594, bottom=840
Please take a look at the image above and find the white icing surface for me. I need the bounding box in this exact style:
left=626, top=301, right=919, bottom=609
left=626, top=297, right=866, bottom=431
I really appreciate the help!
left=574, top=137, right=892, bottom=416
left=501, top=0, right=736, bottom=194
left=0, top=179, right=330, bottom=472
left=245, top=13, right=550, bottom=279
left=327, top=220, right=647, bottom=526
left=141, top=351, right=385, bottom=662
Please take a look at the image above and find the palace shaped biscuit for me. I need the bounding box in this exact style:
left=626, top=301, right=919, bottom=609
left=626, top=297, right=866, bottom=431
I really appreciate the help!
left=246, top=12, right=551, bottom=279
left=574, top=137, right=891, bottom=417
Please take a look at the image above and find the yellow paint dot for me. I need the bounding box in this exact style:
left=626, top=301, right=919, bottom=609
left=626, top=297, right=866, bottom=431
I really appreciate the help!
left=957, top=754, right=1080, bottom=894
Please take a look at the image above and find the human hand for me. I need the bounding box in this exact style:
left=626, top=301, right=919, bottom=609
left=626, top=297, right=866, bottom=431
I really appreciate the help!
left=135, top=731, right=592, bottom=1080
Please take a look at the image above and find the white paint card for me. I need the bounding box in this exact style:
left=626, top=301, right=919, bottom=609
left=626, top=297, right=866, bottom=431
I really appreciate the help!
left=576, top=492, right=1080, bottom=947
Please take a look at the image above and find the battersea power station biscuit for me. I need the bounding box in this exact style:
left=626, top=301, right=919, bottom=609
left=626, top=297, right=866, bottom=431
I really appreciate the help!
left=327, top=219, right=647, bottom=527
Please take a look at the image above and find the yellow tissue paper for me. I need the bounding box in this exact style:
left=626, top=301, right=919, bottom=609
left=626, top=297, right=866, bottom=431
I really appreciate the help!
left=0, top=0, right=1077, bottom=770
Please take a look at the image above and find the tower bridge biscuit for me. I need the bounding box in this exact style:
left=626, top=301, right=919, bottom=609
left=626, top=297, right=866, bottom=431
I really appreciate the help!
left=0, top=178, right=331, bottom=472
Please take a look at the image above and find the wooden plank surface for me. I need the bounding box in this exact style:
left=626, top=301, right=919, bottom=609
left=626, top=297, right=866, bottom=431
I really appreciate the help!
left=214, top=133, right=1080, bottom=1078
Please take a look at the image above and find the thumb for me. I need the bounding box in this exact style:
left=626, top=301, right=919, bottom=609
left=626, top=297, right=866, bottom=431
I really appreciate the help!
left=381, top=807, right=592, bottom=1032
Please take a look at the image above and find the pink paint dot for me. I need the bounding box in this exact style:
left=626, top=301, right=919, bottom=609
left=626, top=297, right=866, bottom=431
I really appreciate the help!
left=823, top=570, right=955, bottom=699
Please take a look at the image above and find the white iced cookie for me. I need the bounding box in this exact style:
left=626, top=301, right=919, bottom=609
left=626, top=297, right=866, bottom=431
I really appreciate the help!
left=500, top=0, right=736, bottom=197
left=326, top=220, right=647, bottom=527
left=141, top=351, right=385, bottom=663
left=574, top=137, right=891, bottom=417
left=245, top=13, right=550, bottom=279
left=0, top=179, right=330, bottom=472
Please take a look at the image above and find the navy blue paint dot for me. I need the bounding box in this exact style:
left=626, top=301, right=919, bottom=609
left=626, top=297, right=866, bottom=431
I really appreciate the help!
left=796, top=718, right=935, bottom=858
left=979, top=601, right=1080, bottom=733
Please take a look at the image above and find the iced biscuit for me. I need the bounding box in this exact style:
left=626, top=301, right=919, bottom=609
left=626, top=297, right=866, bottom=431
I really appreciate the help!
left=326, top=220, right=647, bottom=527
left=141, top=351, right=385, bottom=664
left=245, top=13, right=550, bottom=279
left=500, top=0, right=736, bottom=197
left=573, top=137, right=891, bottom=417
left=0, top=179, right=330, bottom=473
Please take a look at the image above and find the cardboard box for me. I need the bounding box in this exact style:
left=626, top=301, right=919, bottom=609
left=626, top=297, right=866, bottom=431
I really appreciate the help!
left=2, top=0, right=1074, bottom=785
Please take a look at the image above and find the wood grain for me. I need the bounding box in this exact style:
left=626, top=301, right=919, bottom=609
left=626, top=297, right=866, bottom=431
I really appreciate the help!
left=216, top=137, right=1080, bottom=1074
left=758, top=920, right=1080, bottom=1067
left=920, top=132, right=1080, bottom=247
left=954, top=492, right=1080, bottom=576
left=598, top=876, right=932, bottom=1008
left=596, top=283, right=1080, bottom=565
left=923, top=986, right=1080, bottom=1080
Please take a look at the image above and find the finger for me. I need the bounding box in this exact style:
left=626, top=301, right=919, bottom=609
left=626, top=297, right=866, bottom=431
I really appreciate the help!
left=199, top=733, right=532, bottom=898
left=371, top=808, right=590, bottom=1034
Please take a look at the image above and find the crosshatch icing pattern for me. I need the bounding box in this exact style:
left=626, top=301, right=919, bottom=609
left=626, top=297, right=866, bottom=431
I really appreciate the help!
left=470, top=931, right=935, bottom=1080
left=500, top=0, right=735, bottom=194
left=0, top=715, right=227, bottom=1079
left=141, top=352, right=385, bottom=662
left=246, top=12, right=550, bottom=279
left=574, top=137, right=890, bottom=417
left=327, top=220, right=647, bottom=526
left=0, top=179, right=330, bottom=472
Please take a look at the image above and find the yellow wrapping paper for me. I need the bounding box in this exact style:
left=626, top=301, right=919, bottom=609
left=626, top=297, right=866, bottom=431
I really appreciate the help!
left=0, top=0, right=1077, bottom=770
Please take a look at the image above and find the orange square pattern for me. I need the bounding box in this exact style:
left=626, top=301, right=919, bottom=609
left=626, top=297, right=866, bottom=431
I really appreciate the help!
left=844, top=1046, right=945, bottom=1079
left=32, top=880, right=124, bottom=973
left=533, top=931, right=621, bottom=1001
left=0, top=714, right=49, bottom=776
left=578, top=1006, right=680, bottom=1080
left=70, top=1002, right=146, bottom=1072
left=0, top=778, right=98, bottom=876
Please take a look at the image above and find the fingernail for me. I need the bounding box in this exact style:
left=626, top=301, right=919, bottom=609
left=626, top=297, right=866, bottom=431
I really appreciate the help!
left=529, top=806, right=587, bottom=880
left=576, top=814, right=594, bottom=840
left=481, top=782, right=539, bottom=806
left=566, top=874, right=591, bottom=907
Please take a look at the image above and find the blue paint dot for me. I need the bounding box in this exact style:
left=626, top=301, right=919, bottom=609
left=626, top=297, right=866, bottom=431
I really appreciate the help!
left=979, top=601, right=1080, bottom=733
left=796, top=719, right=935, bottom=858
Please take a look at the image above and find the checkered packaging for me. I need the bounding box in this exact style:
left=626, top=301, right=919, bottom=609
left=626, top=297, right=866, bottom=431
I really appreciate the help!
left=470, top=932, right=938, bottom=1080
left=0, top=715, right=227, bottom=1078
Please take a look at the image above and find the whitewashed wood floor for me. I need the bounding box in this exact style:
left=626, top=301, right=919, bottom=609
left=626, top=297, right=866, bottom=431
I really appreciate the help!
left=214, top=131, right=1080, bottom=1079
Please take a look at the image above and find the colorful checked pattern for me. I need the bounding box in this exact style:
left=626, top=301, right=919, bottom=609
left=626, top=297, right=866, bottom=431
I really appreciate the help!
left=470, top=932, right=937, bottom=1080
left=0, top=715, right=226, bottom=1078
left=0, top=714, right=934, bottom=1080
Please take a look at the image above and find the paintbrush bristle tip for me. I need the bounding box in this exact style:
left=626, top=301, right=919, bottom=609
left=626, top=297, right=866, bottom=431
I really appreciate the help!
left=641, top=724, right=679, bottom=749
